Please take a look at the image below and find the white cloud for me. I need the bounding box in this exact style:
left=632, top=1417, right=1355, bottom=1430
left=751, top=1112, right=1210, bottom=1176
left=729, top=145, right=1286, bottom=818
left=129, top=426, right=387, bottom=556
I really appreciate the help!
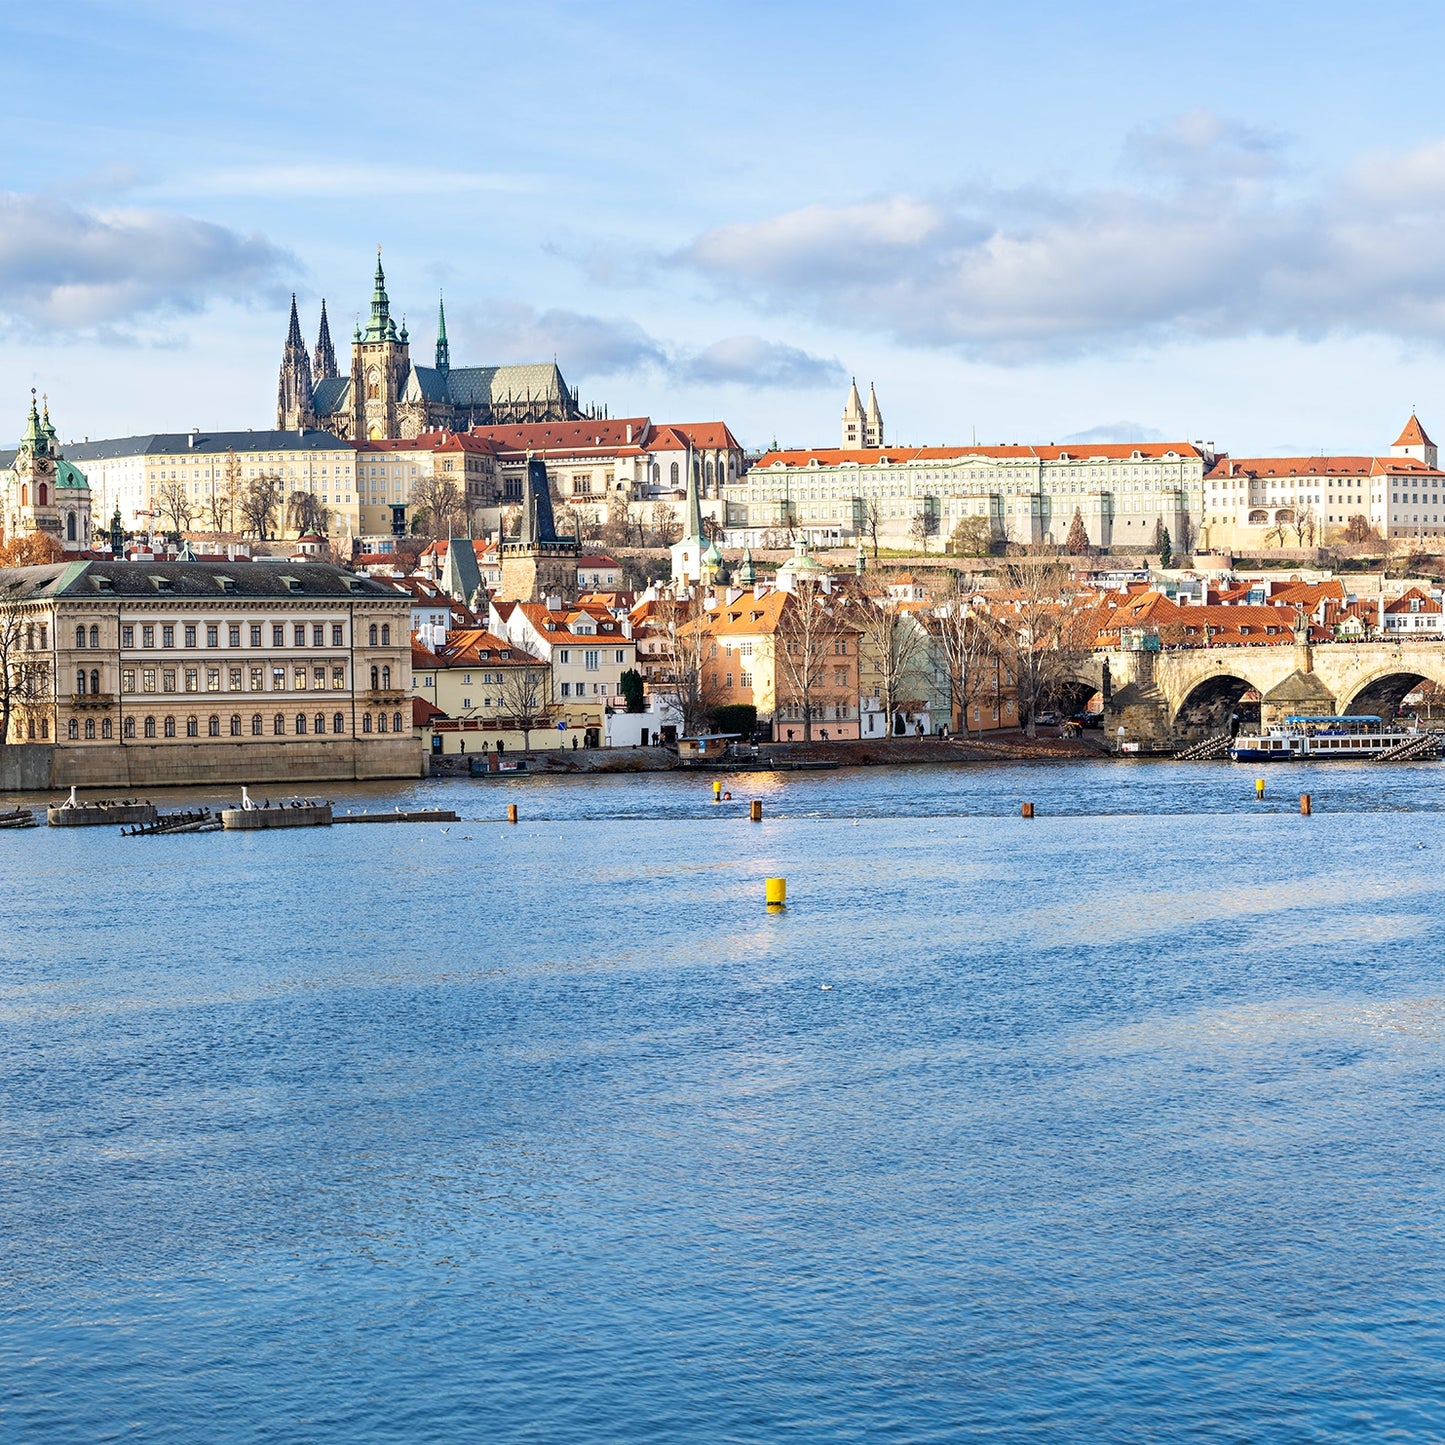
left=671, top=118, right=1445, bottom=363
left=0, top=192, right=291, bottom=333
left=449, top=300, right=669, bottom=378
left=681, top=335, right=843, bottom=388
left=187, top=164, right=539, bottom=199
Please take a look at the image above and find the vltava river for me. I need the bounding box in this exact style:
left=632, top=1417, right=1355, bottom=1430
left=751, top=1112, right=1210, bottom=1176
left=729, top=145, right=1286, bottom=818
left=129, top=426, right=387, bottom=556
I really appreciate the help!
left=3, top=760, right=1445, bottom=1440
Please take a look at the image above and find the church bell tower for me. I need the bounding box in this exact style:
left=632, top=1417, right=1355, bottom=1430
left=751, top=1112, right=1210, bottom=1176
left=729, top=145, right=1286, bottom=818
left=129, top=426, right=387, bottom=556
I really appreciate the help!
left=349, top=250, right=411, bottom=441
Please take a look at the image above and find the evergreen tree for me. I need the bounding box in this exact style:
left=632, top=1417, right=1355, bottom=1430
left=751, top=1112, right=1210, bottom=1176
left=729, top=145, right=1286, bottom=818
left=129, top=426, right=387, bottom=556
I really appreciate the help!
left=1066, top=508, right=1090, bottom=555
left=1159, top=527, right=1173, bottom=569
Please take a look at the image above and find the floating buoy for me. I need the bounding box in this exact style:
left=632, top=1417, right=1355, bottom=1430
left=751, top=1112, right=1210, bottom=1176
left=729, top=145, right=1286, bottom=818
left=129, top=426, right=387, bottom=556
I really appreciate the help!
left=713, top=780, right=722, bottom=802
left=1256, top=778, right=1265, bottom=799
left=765, top=877, right=787, bottom=909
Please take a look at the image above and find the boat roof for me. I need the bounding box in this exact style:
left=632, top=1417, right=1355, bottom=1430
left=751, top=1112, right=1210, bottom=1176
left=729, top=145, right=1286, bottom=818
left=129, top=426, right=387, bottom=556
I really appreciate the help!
left=1283, top=714, right=1383, bottom=723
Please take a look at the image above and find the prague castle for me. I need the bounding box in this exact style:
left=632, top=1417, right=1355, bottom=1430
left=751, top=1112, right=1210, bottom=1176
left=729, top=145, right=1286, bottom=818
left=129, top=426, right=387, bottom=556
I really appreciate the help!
left=277, top=253, right=585, bottom=441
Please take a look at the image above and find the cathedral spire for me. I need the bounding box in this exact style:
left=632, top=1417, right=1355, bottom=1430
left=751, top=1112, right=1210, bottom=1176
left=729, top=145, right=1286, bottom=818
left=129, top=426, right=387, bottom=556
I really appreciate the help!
left=683, top=445, right=704, bottom=543
left=435, top=293, right=450, bottom=376
left=365, top=248, right=397, bottom=342
left=276, top=292, right=314, bottom=429
left=313, top=298, right=337, bottom=381
left=20, top=388, right=44, bottom=456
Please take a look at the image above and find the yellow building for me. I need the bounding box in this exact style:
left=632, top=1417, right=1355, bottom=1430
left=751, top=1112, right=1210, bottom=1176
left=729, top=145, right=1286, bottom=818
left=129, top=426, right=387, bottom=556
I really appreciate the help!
left=411, top=628, right=557, bottom=755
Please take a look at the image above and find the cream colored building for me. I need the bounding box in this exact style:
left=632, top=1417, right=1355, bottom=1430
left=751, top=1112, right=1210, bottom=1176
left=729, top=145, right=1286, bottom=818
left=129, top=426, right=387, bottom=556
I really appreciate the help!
left=0, top=559, right=415, bottom=784
left=725, top=441, right=1211, bottom=552
left=411, top=628, right=558, bottom=755
left=1200, top=418, right=1445, bottom=549
left=68, top=429, right=359, bottom=539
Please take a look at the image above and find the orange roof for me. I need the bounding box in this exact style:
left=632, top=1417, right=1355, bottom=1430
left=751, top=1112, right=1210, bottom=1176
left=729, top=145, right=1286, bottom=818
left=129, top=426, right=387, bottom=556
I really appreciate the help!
left=441, top=628, right=542, bottom=666
left=467, top=418, right=653, bottom=457
left=576, top=553, right=620, bottom=569
left=752, top=441, right=1206, bottom=469
left=1208, top=455, right=1445, bottom=479
left=1394, top=415, right=1435, bottom=449
left=413, top=698, right=447, bottom=727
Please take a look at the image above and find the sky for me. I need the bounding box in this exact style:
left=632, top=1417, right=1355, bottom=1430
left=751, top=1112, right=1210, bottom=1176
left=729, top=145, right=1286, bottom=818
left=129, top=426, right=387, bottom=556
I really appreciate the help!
left=8, top=0, right=1445, bottom=456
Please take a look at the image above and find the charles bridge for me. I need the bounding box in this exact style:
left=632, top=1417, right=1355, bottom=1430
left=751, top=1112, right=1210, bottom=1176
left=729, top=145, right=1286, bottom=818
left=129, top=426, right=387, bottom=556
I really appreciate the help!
left=1072, top=639, right=1445, bottom=747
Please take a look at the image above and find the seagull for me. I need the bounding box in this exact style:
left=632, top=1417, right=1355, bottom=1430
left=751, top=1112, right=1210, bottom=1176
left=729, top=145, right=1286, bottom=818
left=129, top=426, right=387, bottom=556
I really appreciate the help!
left=820, top=984, right=833, bottom=991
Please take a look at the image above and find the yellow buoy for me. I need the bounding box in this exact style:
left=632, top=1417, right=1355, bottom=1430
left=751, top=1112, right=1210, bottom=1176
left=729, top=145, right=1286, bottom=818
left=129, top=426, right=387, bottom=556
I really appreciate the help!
left=765, top=877, right=787, bottom=908
left=713, top=780, right=722, bottom=801
left=1255, top=778, right=1265, bottom=798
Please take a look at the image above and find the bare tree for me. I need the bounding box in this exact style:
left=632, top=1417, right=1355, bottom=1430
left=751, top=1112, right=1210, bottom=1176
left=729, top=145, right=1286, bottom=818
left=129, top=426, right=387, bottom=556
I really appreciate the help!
left=908, top=510, right=939, bottom=554
left=850, top=576, right=930, bottom=736
left=775, top=577, right=852, bottom=742
left=1292, top=504, right=1317, bottom=548
left=412, top=474, right=465, bottom=539
left=650, top=500, right=680, bottom=547
left=155, top=482, right=194, bottom=536
left=990, top=560, right=1087, bottom=737
left=655, top=590, right=724, bottom=737
left=287, top=491, right=328, bottom=537
left=860, top=497, right=883, bottom=560
left=239, top=472, right=285, bottom=540
left=935, top=582, right=996, bottom=738
left=496, top=654, right=550, bottom=751
left=0, top=578, right=50, bottom=745
left=205, top=449, right=242, bottom=532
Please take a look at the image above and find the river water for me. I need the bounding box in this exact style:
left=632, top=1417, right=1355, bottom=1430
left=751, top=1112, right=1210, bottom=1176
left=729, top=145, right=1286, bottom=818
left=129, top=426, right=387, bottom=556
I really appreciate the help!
left=3, top=759, right=1445, bottom=1440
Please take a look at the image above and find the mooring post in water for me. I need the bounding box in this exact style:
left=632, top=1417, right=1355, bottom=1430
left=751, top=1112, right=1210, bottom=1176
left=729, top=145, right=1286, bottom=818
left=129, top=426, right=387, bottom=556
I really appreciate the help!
left=507, top=803, right=518, bottom=824
left=1300, top=793, right=1311, bottom=816
left=713, top=779, right=722, bottom=802
left=1256, top=778, right=1266, bottom=799
left=750, top=799, right=762, bottom=822
left=1021, top=802, right=1034, bottom=819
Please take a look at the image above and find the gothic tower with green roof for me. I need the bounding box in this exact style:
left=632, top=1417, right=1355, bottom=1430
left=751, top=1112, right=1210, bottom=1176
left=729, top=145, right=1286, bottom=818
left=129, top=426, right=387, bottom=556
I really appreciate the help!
left=4, top=392, right=92, bottom=552
left=348, top=251, right=412, bottom=441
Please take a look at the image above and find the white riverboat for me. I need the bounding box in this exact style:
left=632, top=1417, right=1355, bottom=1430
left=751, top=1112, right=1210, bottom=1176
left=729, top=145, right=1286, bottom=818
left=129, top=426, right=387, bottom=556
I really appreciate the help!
left=1229, top=714, right=1427, bottom=762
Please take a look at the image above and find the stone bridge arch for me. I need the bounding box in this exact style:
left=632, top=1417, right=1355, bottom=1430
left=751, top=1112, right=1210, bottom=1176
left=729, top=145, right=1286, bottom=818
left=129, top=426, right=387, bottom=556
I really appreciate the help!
left=1321, top=648, right=1445, bottom=718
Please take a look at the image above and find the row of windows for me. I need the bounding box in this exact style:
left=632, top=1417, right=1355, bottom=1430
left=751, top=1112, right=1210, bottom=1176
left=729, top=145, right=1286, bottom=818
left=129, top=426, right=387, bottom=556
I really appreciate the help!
left=64, top=711, right=406, bottom=740
left=89, top=622, right=393, bottom=650
left=116, top=664, right=361, bottom=694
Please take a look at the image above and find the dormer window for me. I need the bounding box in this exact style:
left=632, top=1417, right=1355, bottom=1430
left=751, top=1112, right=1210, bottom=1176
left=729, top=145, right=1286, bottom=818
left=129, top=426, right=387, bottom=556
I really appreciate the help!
left=150, top=575, right=172, bottom=592
left=216, top=575, right=236, bottom=593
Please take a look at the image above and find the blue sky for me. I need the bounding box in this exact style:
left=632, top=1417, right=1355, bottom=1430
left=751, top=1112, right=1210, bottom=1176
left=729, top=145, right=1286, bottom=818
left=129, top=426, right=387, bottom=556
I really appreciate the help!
left=7, top=0, right=1445, bottom=455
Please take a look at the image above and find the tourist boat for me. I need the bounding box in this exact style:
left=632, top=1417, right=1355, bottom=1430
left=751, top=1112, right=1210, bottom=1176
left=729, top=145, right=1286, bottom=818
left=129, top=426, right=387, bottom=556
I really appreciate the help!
left=1229, top=714, right=1427, bottom=761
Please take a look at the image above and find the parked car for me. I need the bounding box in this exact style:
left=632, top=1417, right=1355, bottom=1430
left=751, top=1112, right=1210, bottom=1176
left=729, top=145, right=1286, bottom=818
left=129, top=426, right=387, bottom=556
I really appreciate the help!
left=1035, top=711, right=1059, bottom=727
left=1071, top=710, right=1103, bottom=730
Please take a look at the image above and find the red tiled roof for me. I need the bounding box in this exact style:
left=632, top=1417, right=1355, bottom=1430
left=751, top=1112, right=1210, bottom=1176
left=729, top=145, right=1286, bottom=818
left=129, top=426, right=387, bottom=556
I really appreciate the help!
left=1394, top=415, right=1435, bottom=449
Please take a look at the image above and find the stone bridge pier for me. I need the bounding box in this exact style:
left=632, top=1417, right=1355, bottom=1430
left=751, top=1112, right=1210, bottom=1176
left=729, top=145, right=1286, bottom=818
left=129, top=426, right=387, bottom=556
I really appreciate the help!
left=1092, top=639, right=1445, bottom=749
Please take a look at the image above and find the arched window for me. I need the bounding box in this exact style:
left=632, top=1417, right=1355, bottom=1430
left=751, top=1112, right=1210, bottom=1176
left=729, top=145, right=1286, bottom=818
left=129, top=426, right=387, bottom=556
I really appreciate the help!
left=251, top=715, right=263, bottom=735
left=144, top=716, right=156, bottom=739
left=705, top=460, right=714, bottom=487
left=84, top=717, right=95, bottom=739
left=381, top=624, right=390, bottom=645
left=368, top=623, right=378, bottom=646
left=89, top=669, right=100, bottom=695
left=75, top=626, right=86, bottom=649
left=76, top=669, right=86, bottom=694
left=20, top=485, right=27, bottom=506
left=39, top=718, right=47, bottom=739
left=67, top=718, right=78, bottom=739
left=164, top=716, right=176, bottom=738
left=37, top=483, right=47, bottom=506
left=362, top=713, right=373, bottom=733
left=230, top=715, right=241, bottom=736
left=101, top=717, right=113, bottom=739
left=333, top=713, right=345, bottom=734
left=26, top=720, right=34, bottom=740
left=208, top=715, right=220, bottom=737
left=273, top=714, right=284, bottom=735
left=370, top=664, right=379, bottom=690
left=123, top=717, right=135, bottom=740
left=186, top=716, right=198, bottom=737
left=314, top=713, right=325, bottom=735
left=670, top=462, right=679, bottom=486
left=295, top=713, right=306, bottom=734
left=381, top=665, right=391, bottom=689
left=392, top=711, right=402, bottom=733
left=89, top=625, right=99, bottom=649
left=378, top=712, right=388, bottom=732
left=66, top=513, right=76, bottom=542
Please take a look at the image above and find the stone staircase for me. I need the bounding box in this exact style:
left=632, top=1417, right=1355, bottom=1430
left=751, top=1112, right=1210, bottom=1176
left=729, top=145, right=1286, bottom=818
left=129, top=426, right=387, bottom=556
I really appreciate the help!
left=1174, top=733, right=1232, bottom=761
left=1373, top=732, right=1444, bottom=763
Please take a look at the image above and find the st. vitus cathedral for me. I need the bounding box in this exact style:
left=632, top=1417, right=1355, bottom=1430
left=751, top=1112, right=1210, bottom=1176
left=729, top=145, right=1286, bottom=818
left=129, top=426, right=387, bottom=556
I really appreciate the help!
left=277, top=252, right=587, bottom=441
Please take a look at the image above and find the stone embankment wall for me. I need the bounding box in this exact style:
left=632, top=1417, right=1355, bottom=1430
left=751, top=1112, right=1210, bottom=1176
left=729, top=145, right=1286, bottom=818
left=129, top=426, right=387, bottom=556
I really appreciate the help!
left=0, top=739, right=423, bottom=792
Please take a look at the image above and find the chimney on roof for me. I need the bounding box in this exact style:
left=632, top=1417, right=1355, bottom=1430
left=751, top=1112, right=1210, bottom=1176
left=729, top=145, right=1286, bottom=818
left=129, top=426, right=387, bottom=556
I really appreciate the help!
left=625, top=423, right=632, bottom=444
left=188, top=429, right=198, bottom=448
